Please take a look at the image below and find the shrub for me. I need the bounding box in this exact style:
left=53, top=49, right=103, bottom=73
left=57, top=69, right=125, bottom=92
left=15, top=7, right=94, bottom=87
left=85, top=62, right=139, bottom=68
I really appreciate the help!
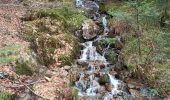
left=16, top=61, right=34, bottom=76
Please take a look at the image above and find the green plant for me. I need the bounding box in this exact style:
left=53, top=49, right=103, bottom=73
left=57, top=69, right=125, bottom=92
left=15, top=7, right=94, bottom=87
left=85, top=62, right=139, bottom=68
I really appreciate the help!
left=105, top=50, right=117, bottom=64
left=71, top=88, right=78, bottom=100
left=0, top=92, right=13, bottom=100
left=16, top=61, right=34, bottom=76
left=0, top=45, right=20, bottom=64
left=58, top=54, right=74, bottom=66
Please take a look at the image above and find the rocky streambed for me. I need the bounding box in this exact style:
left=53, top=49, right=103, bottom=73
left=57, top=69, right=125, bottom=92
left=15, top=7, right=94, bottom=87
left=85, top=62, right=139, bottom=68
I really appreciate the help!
left=70, top=0, right=161, bottom=99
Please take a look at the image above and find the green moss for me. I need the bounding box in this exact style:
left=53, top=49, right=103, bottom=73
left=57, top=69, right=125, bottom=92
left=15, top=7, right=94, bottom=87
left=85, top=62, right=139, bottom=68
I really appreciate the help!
left=16, top=61, right=34, bottom=76
left=59, top=54, right=73, bottom=66
left=0, top=45, right=20, bottom=56
left=99, top=74, right=110, bottom=85
left=36, top=7, right=86, bottom=30
left=0, top=92, right=14, bottom=100
left=0, top=45, right=21, bottom=64
left=71, top=88, right=78, bottom=100
left=105, top=50, right=117, bottom=64
left=99, top=38, right=116, bottom=45
left=67, top=13, right=87, bottom=29
left=22, top=6, right=83, bottom=66
left=33, top=35, right=64, bottom=65
left=0, top=56, right=16, bottom=64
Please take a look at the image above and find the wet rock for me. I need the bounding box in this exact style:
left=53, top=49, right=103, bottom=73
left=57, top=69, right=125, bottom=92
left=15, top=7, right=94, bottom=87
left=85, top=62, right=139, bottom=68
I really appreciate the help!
left=128, top=84, right=135, bottom=89
left=0, top=72, right=8, bottom=79
left=82, top=19, right=99, bottom=40
left=109, top=69, right=117, bottom=76
left=105, top=83, right=112, bottom=92
left=97, top=86, right=106, bottom=93
left=94, top=37, right=116, bottom=55
left=77, top=60, right=89, bottom=66
left=83, top=1, right=99, bottom=11
left=98, top=74, right=110, bottom=85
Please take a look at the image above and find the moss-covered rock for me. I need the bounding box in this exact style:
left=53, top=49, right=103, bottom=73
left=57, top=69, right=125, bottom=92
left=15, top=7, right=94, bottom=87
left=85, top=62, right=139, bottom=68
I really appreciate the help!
left=98, top=74, right=110, bottom=85
left=94, top=37, right=116, bottom=54
left=105, top=50, right=117, bottom=64
left=22, top=6, right=85, bottom=66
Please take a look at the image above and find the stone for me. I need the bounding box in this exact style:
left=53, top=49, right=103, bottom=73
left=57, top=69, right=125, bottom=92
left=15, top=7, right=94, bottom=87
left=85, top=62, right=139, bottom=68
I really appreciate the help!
left=64, top=65, right=71, bottom=70
left=109, top=70, right=117, bottom=76
left=128, top=84, right=135, bottom=89
left=0, top=72, right=8, bottom=79
left=82, top=19, right=99, bottom=40
left=98, top=74, right=110, bottom=85
left=129, top=89, right=147, bottom=99
left=105, top=83, right=113, bottom=92
left=96, top=86, right=106, bottom=93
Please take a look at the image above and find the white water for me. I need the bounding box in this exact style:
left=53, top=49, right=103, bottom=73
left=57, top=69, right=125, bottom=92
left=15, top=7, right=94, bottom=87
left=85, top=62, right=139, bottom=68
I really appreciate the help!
left=79, top=41, right=106, bottom=62
left=74, top=0, right=123, bottom=99
left=102, top=15, right=109, bottom=33
left=108, top=74, right=121, bottom=95
left=76, top=38, right=123, bottom=98
left=75, top=0, right=84, bottom=7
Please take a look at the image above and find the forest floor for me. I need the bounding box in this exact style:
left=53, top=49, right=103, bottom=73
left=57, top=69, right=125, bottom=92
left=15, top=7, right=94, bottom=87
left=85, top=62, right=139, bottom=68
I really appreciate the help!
left=0, top=3, right=70, bottom=99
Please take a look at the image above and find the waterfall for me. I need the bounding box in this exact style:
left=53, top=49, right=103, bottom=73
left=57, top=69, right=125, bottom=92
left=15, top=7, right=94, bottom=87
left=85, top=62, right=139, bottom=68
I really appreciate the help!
left=108, top=74, right=121, bottom=95
left=102, top=15, right=109, bottom=33
left=79, top=41, right=106, bottom=62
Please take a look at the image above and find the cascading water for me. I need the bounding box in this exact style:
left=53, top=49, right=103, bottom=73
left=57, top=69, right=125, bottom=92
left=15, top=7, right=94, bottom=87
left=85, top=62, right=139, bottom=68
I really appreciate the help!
left=73, top=0, right=128, bottom=99
left=71, top=0, right=161, bottom=99
left=75, top=0, right=84, bottom=7
left=102, top=15, right=109, bottom=33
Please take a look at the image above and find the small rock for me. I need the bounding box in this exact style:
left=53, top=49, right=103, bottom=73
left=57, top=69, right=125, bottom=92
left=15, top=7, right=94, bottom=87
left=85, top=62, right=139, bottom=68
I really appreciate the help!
left=97, top=86, right=106, bottom=93
left=128, top=84, right=135, bottom=89
left=45, top=76, right=51, bottom=82
left=64, top=65, right=71, bottom=70
left=105, top=83, right=112, bottom=92
left=109, top=70, right=117, bottom=76
left=129, top=89, right=147, bottom=99
left=0, top=72, right=8, bottom=79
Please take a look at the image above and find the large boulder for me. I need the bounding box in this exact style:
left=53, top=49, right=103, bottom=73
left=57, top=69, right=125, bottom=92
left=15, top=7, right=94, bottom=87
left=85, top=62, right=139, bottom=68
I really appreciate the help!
left=82, top=19, right=100, bottom=40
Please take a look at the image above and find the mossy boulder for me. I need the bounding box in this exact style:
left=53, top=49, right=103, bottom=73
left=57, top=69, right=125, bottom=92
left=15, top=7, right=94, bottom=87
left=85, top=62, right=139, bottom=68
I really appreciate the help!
left=105, top=50, right=117, bottom=64
left=82, top=19, right=100, bottom=40
left=22, top=7, right=85, bottom=66
left=98, top=74, right=110, bottom=85
left=94, top=37, right=116, bottom=55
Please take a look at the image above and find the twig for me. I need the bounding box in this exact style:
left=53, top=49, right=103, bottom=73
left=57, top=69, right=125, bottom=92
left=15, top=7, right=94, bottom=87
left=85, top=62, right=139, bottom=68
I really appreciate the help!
left=15, top=74, right=46, bottom=100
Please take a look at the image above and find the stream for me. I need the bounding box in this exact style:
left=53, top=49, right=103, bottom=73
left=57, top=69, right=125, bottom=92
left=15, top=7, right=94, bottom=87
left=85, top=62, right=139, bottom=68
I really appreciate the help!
left=72, top=0, right=162, bottom=100
left=73, top=0, right=130, bottom=99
